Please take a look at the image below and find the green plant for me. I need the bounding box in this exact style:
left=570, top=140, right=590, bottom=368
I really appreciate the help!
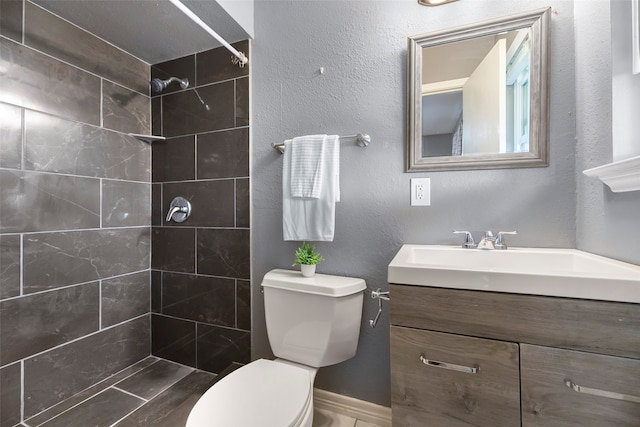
left=292, top=242, right=324, bottom=266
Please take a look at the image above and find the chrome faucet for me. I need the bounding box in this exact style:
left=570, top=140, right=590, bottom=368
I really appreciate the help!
left=453, top=231, right=476, bottom=249
left=494, top=231, right=517, bottom=250
left=477, top=230, right=517, bottom=250
left=477, top=231, right=496, bottom=250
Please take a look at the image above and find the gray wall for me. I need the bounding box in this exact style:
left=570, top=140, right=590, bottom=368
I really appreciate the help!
left=0, top=1, right=151, bottom=425
left=252, top=0, right=577, bottom=406
left=575, top=0, right=640, bottom=265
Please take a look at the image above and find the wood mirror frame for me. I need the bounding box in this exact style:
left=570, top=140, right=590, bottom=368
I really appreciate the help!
left=407, top=8, right=550, bottom=171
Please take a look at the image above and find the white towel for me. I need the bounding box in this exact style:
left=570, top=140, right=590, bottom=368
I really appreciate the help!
left=290, top=135, right=326, bottom=198
left=283, top=135, right=340, bottom=241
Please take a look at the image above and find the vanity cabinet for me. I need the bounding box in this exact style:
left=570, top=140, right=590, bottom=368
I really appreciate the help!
left=390, top=284, right=640, bottom=427
left=391, top=326, right=520, bottom=426
left=521, top=344, right=640, bottom=426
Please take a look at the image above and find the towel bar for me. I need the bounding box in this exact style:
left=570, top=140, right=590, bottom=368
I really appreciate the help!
left=272, top=133, right=371, bottom=154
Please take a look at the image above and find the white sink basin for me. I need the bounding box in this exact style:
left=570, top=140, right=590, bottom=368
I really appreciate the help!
left=388, top=245, right=640, bottom=303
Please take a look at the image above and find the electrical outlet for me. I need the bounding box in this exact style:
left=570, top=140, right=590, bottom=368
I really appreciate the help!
left=410, top=178, right=431, bottom=206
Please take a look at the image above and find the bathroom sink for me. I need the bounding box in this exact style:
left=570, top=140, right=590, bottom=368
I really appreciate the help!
left=388, top=245, right=640, bottom=303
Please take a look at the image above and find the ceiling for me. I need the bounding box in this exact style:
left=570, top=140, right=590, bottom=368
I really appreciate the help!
left=33, top=0, right=251, bottom=64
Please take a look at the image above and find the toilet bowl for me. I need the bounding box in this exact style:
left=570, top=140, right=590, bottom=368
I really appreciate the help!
left=185, top=269, right=366, bottom=427
left=187, top=359, right=316, bottom=427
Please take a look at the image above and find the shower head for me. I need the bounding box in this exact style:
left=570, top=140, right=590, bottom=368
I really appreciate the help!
left=150, top=77, right=189, bottom=94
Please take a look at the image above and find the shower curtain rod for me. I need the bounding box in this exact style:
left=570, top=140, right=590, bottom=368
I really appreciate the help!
left=168, top=0, right=248, bottom=67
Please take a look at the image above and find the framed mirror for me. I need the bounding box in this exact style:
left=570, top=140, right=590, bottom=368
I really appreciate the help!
left=407, top=8, right=550, bottom=171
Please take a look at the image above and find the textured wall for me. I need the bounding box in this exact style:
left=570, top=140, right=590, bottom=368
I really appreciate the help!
left=575, top=1, right=640, bottom=265
left=0, top=1, right=151, bottom=426
left=252, top=0, right=577, bottom=406
left=150, top=41, right=251, bottom=374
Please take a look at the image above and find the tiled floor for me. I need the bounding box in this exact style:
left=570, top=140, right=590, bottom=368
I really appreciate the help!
left=20, top=357, right=385, bottom=427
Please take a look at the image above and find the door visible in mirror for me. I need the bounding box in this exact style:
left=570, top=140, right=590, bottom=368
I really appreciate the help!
left=421, top=29, right=531, bottom=157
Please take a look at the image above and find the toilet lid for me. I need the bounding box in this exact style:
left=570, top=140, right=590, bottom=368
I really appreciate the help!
left=186, top=359, right=312, bottom=427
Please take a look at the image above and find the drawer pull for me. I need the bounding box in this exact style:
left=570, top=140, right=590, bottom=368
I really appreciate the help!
left=564, top=379, right=640, bottom=404
left=419, top=354, right=478, bottom=374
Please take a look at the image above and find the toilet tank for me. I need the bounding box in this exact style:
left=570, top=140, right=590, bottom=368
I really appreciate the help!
left=261, top=269, right=366, bottom=368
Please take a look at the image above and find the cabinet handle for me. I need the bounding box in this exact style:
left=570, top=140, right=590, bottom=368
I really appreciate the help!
left=564, top=379, right=640, bottom=404
left=419, top=354, right=478, bottom=374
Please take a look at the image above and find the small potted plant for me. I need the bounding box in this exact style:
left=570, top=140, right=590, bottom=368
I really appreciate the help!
left=292, top=242, right=324, bottom=277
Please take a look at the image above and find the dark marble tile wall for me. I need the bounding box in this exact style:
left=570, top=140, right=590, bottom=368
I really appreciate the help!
left=0, top=2, right=152, bottom=426
left=24, top=110, right=150, bottom=181
left=0, top=362, right=21, bottom=427
left=197, top=323, right=251, bottom=374
left=163, top=180, right=235, bottom=227
left=22, top=1, right=149, bottom=94
left=0, top=103, right=22, bottom=169
left=101, top=180, right=151, bottom=228
left=151, top=315, right=196, bottom=367
left=0, top=169, right=101, bottom=233
left=0, top=37, right=102, bottom=126
left=151, top=40, right=251, bottom=375
left=161, top=273, right=236, bottom=326
left=161, top=81, right=235, bottom=137
left=22, top=228, right=150, bottom=293
left=0, top=234, right=20, bottom=299
left=196, top=229, right=251, bottom=279
left=151, top=228, right=195, bottom=273
left=0, top=282, right=100, bottom=365
left=103, top=80, right=151, bottom=134
left=0, top=0, right=23, bottom=43
left=196, top=128, right=249, bottom=179
left=102, top=271, right=151, bottom=328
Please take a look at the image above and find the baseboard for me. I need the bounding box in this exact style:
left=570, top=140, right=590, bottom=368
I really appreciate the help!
left=313, top=388, right=392, bottom=427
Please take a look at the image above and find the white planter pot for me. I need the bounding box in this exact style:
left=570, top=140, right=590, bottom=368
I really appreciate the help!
left=300, top=264, right=316, bottom=277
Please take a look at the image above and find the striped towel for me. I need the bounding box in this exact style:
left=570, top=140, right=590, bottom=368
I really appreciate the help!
left=290, top=135, right=327, bottom=198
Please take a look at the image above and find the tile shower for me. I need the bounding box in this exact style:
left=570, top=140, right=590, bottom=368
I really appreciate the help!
left=0, top=1, right=250, bottom=426
left=150, top=41, right=251, bottom=373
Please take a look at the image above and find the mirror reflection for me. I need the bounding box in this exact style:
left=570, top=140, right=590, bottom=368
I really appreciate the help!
left=421, top=28, right=531, bottom=157
left=407, top=8, right=550, bottom=171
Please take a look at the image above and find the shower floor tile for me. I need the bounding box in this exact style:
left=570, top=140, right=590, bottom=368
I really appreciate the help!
left=114, top=359, right=193, bottom=401
left=112, top=370, right=217, bottom=427
left=22, top=357, right=387, bottom=427
left=38, top=388, right=144, bottom=427
left=23, top=357, right=158, bottom=427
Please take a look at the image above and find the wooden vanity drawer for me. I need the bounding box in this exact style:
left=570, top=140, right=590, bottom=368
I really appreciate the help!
left=521, top=344, right=640, bottom=426
left=390, top=284, right=640, bottom=359
left=391, top=326, right=520, bottom=427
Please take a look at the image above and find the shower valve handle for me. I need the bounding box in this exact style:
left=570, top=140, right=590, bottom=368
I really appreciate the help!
left=166, top=206, right=186, bottom=222
left=166, top=197, right=192, bottom=223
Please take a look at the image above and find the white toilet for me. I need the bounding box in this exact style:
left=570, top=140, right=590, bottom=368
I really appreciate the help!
left=186, top=269, right=366, bottom=427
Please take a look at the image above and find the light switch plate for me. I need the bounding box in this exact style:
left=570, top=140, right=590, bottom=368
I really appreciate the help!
left=411, top=178, right=431, bottom=206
